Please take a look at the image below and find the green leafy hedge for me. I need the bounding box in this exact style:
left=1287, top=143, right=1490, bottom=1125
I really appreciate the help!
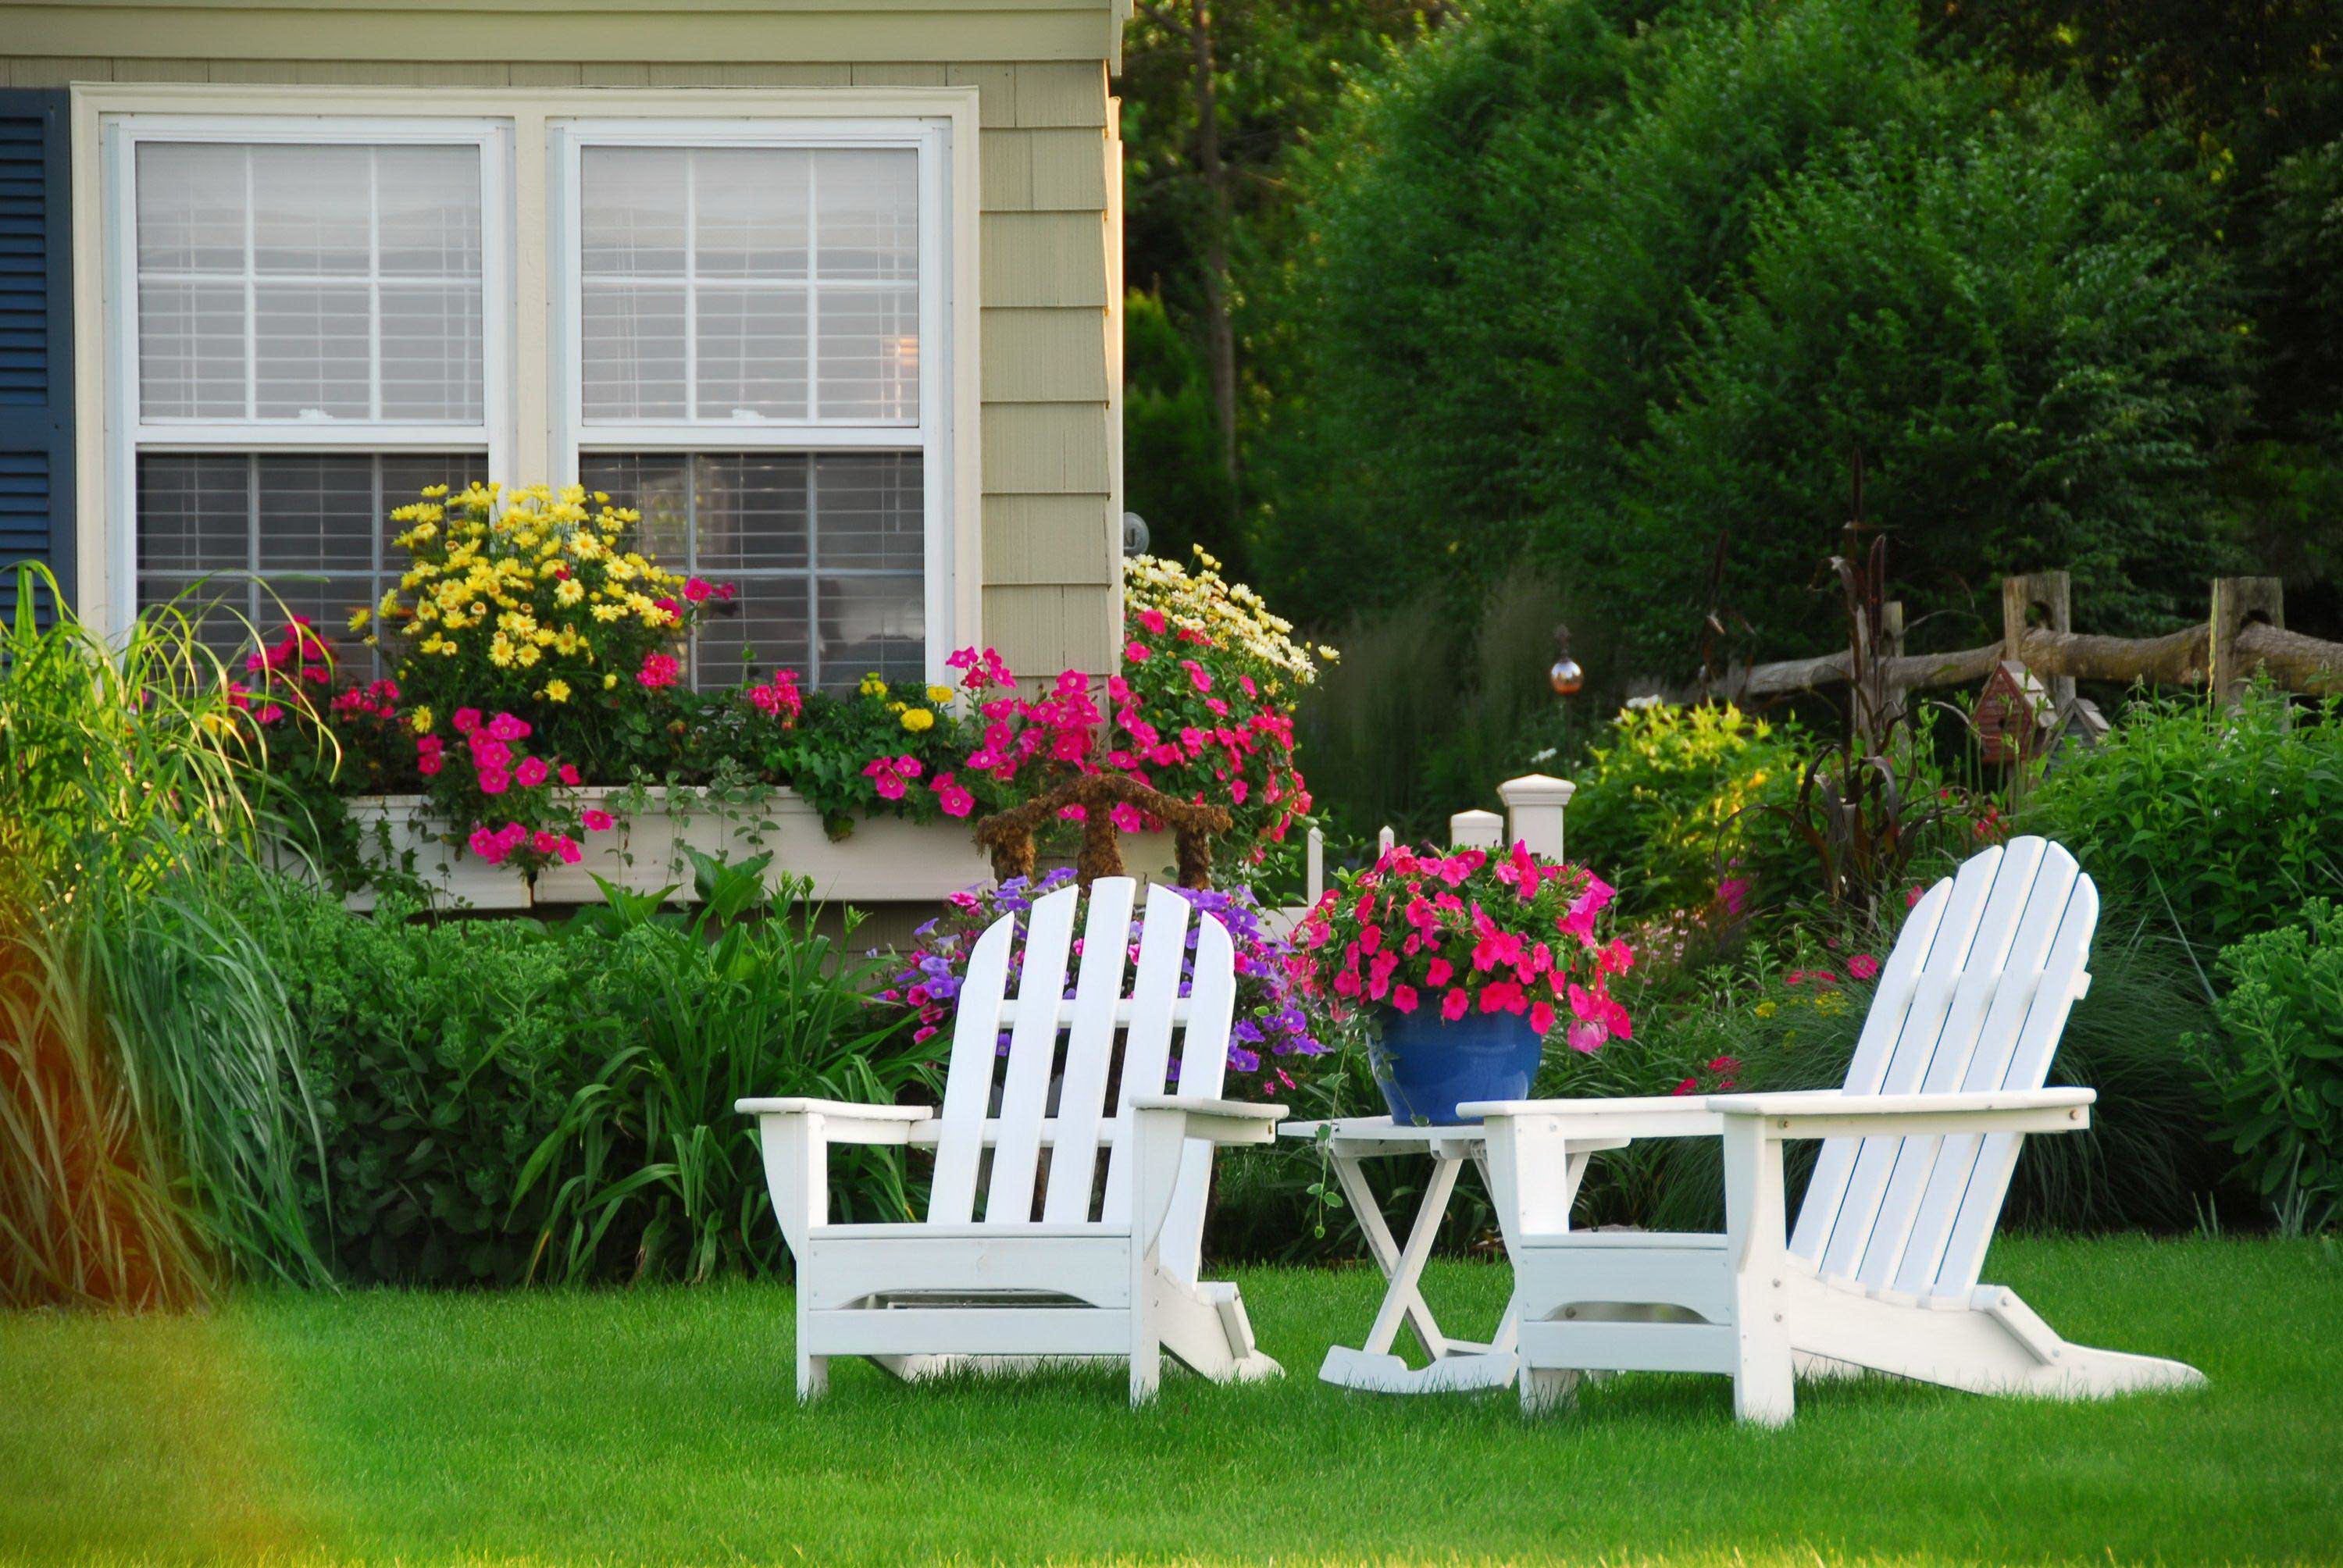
left=238, top=861, right=935, bottom=1287
left=2020, top=688, right=2343, bottom=957
left=2199, top=899, right=2343, bottom=1231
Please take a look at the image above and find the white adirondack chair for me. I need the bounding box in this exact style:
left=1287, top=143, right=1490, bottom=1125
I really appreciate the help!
left=739, top=876, right=1285, bottom=1406
left=1465, top=836, right=2206, bottom=1425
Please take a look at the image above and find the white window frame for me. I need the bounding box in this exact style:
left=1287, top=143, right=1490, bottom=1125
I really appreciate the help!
left=71, top=84, right=986, bottom=681
left=551, top=117, right=957, bottom=684
left=98, top=113, right=514, bottom=638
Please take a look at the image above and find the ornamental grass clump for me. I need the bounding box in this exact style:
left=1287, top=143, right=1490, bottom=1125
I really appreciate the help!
left=1296, top=842, right=1635, bottom=1045
left=0, top=566, right=326, bottom=1310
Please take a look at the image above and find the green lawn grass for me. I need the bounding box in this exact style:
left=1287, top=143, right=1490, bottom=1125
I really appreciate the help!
left=3, top=1235, right=2338, bottom=1566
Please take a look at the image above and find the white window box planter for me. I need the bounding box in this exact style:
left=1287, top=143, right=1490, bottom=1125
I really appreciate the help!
left=340, top=787, right=1179, bottom=911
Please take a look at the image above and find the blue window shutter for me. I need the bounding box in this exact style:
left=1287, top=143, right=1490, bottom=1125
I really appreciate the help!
left=0, top=89, right=73, bottom=625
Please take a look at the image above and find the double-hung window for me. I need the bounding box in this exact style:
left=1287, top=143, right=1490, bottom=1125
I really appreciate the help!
left=557, top=122, right=948, bottom=690
left=100, top=102, right=962, bottom=693
left=113, top=120, right=508, bottom=665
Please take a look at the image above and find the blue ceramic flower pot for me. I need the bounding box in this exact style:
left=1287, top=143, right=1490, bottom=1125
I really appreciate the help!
left=1372, top=1007, right=1546, bottom=1124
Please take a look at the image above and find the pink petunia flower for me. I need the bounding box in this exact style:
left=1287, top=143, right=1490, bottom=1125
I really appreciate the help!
left=581, top=808, right=616, bottom=832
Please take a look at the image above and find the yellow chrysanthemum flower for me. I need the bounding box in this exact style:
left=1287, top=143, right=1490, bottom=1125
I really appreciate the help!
left=926, top=685, right=954, bottom=705
left=411, top=706, right=434, bottom=734
left=900, top=707, right=936, bottom=734
left=543, top=679, right=571, bottom=704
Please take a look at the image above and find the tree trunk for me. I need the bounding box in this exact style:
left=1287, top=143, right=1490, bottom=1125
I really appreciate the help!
left=1189, top=0, right=1241, bottom=518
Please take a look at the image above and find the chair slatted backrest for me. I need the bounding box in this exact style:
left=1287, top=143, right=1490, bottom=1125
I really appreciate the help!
left=923, top=878, right=1237, bottom=1278
left=1785, top=838, right=2098, bottom=1301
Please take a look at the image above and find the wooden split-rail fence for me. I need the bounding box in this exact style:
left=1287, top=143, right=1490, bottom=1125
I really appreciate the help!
left=1650, top=572, right=2343, bottom=712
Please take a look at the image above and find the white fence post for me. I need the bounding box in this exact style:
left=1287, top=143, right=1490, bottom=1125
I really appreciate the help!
left=1497, top=772, right=1576, bottom=861
left=1450, top=808, right=1503, bottom=850
left=1305, top=824, right=1325, bottom=904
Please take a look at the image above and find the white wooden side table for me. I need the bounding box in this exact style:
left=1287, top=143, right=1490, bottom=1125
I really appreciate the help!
left=1282, top=1116, right=1625, bottom=1394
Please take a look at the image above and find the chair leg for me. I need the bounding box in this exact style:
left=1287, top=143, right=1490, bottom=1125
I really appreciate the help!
left=1724, top=1116, right=1795, bottom=1426
left=1520, top=1364, right=1579, bottom=1416
left=797, top=1350, right=829, bottom=1403
left=1129, top=1332, right=1161, bottom=1407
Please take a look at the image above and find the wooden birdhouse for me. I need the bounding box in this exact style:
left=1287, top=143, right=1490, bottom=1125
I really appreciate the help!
left=1976, top=661, right=2052, bottom=764
left=2043, top=695, right=2110, bottom=769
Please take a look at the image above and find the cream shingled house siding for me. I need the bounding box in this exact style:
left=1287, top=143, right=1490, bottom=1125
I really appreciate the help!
left=6, top=4, right=1127, bottom=679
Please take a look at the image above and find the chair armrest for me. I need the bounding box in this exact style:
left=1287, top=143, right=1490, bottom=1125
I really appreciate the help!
left=734, top=1098, right=934, bottom=1146
left=1713, top=1088, right=2095, bottom=1139
left=1459, top=1096, right=1726, bottom=1140
left=1129, top=1095, right=1287, bottom=1146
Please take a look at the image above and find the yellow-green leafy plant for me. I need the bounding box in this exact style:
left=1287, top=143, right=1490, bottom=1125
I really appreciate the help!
left=1565, top=702, right=1806, bottom=921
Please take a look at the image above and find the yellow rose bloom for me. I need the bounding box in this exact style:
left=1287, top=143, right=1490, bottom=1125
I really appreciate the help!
left=899, top=707, right=936, bottom=734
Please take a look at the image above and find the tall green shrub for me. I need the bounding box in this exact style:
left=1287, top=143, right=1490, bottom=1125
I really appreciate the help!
left=1256, top=0, right=2246, bottom=673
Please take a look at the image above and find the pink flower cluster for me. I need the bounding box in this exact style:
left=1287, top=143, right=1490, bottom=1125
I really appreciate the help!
left=1299, top=840, right=1635, bottom=1053
left=330, top=678, right=401, bottom=722
left=943, top=636, right=1311, bottom=846
left=862, top=754, right=924, bottom=800
left=745, top=668, right=803, bottom=724
left=448, top=707, right=581, bottom=797
left=468, top=821, right=585, bottom=868
left=861, top=752, right=976, bottom=818
left=229, top=615, right=339, bottom=726
left=637, top=651, right=682, bottom=690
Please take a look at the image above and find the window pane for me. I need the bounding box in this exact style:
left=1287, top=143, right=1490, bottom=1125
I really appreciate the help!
left=378, top=147, right=486, bottom=277
left=134, top=141, right=484, bottom=426
left=580, top=450, right=922, bottom=691
left=136, top=452, right=488, bottom=671
left=580, top=148, right=686, bottom=278
left=576, top=144, right=919, bottom=426
left=381, top=284, right=485, bottom=422
left=697, top=576, right=814, bottom=688
left=576, top=451, right=692, bottom=564
left=815, top=150, right=918, bottom=281
left=694, top=148, right=809, bottom=278
left=137, top=281, right=246, bottom=419
left=251, top=144, right=372, bottom=275
left=816, top=284, right=918, bottom=420
left=254, top=283, right=371, bottom=419
left=581, top=283, right=687, bottom=421
left=135, top=144, right=244, bottom=274
left=818, top=573, right=925, bottom=685
left=813, top=454, right=922, bottom=572
left=695, top=453, right=808, bottom=572
left=137, top=454, right=249, bottom=572
left=255, top=456, right=376, bottom=572
left=696, top=285, right=808, bottom=419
